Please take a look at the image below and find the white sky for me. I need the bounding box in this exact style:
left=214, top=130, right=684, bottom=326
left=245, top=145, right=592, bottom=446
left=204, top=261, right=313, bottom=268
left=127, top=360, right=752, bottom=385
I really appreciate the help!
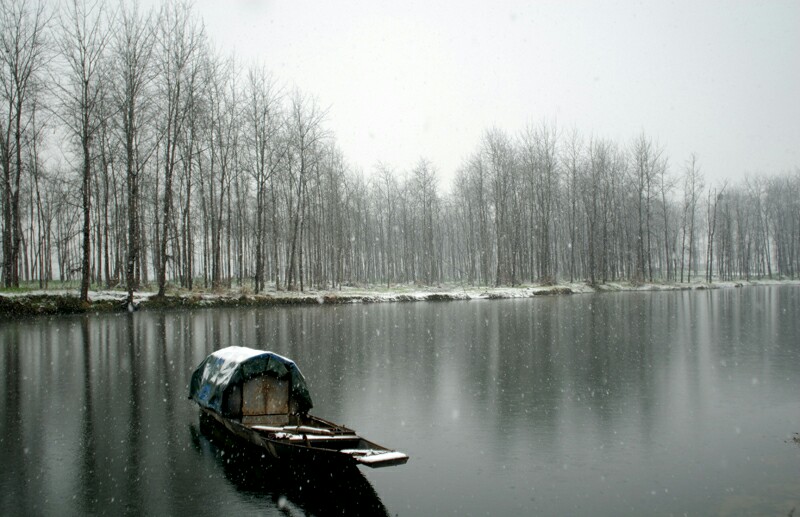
left=191, top=0, right=800, bottom=189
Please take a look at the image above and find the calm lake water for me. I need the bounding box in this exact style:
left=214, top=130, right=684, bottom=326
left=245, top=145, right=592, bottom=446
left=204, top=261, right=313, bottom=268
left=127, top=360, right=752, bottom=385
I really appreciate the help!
left=1, top=286, right=799, bottom=516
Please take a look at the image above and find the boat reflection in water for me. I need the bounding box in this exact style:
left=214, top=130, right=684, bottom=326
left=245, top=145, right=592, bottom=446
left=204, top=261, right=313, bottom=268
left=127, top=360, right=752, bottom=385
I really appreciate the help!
left=191, top=413, right=390, bottom=516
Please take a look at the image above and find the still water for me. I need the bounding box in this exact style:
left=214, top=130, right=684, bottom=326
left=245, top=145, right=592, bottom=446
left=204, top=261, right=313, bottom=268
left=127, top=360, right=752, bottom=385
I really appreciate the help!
left=1, top=286, right=799, bottom=516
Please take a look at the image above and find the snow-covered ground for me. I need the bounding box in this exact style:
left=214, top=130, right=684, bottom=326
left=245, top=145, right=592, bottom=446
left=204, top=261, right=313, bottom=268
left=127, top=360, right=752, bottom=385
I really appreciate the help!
left=2, top=278, right=797, bottom=310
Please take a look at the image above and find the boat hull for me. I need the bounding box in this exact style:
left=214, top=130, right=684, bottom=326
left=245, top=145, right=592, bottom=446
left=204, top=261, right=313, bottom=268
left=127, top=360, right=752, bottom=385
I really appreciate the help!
left=199, top=408, right=408, bottom=468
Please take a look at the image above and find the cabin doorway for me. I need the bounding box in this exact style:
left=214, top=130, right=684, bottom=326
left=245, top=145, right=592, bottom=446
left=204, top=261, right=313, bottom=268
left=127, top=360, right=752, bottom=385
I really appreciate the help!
left=242, top=374, right=289, bottom=416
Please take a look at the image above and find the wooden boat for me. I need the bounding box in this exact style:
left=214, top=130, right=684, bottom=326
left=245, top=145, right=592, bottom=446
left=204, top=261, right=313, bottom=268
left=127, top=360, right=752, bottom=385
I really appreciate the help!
left=189, top=346, right=409, bottom=468
left=191, top=418, right=391, bottom=516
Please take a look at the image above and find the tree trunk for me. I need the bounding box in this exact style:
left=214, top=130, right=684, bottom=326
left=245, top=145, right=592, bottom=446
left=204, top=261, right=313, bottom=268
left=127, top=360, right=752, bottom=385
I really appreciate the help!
left=80, top=125, right=92, bottom=303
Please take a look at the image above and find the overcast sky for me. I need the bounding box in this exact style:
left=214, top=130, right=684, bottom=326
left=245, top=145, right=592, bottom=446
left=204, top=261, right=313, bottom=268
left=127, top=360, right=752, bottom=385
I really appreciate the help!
left=191, top=0, right=800, bottom=189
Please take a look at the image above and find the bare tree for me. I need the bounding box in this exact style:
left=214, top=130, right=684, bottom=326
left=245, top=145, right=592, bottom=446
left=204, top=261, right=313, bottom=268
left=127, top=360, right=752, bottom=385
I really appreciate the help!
left=457, top=152, right=492, bottom=285
left=562, top=129, right=584, bottom=282
left=244, top=64, right=282, bottom=293
left=53, top=0, right=111, bottom=302
left=110, top=0, right=155, bottom=305
left=482, top=128, right=515, bottom=286
left=284, top=90, right=326, bottom=291
left=582, top=138, right=608, bottom=285
left=705, top=182, right=727, bottom=283
left=203, top=51, right=238, bottom=289
left=655, top=155, right=676, bottom=280
left=0, top=0, right=49, bottom=287
left=411, top=158, right=438, bottom=285
left=27, top=94, right=50, bottom=287
left=154, top=0, right=203, bottom=296
left=373, top=162, right=399, bottom=288
left=630, top=133, right=662, bottom=282
left=519, top=121, right=559, bottom=282
left=680, top=153, right=703, bottom=282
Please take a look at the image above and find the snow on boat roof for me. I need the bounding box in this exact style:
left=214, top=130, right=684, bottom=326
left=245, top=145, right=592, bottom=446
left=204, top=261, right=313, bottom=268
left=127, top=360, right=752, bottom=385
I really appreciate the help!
left=189, top=346, right=313, bottom=416
left=210, top=345, right=291, bottom=363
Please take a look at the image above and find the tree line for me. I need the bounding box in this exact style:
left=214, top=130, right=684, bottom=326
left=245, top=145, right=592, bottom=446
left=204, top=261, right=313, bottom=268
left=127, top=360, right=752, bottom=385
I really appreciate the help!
left=2, top=0, right=798, bottom=303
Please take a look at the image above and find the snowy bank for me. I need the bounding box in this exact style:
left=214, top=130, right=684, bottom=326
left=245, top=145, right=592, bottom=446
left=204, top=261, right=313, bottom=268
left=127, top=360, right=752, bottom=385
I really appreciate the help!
left=1, top=279, right=798, bottom=318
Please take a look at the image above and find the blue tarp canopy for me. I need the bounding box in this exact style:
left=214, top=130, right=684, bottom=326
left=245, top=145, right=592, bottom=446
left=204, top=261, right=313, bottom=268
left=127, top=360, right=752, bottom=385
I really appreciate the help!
left=189, top=346, right=313, bottom=416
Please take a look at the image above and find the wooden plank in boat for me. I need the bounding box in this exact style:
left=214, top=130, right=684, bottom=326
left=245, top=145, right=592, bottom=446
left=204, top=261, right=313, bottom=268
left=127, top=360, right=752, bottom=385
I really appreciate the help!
left=250, top=425, right=337, bottom=436
left=280, top=433, right=359, bottom=442
left=344, top=450, right=409, bottom=466
left=250, top=425, right=283, bottom=433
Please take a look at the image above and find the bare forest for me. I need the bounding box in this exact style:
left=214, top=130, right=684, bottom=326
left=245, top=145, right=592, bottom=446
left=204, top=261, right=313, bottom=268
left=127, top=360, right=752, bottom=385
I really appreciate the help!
left=2, top=0, right=799, bottom=304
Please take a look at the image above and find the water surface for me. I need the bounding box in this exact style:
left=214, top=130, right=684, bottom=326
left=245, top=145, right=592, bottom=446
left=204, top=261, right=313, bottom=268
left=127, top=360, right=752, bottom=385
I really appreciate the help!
left=1, top=286, right=799, bottom=515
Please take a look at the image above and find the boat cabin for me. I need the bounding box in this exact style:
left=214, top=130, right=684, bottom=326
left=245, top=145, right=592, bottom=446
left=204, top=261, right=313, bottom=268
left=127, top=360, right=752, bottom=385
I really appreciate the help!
left=189, top=347, right=313, bottom=426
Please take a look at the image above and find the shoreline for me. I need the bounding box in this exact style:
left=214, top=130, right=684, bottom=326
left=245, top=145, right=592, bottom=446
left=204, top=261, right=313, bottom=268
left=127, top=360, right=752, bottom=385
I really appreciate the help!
left=1, top=279, right=798, bottom=318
